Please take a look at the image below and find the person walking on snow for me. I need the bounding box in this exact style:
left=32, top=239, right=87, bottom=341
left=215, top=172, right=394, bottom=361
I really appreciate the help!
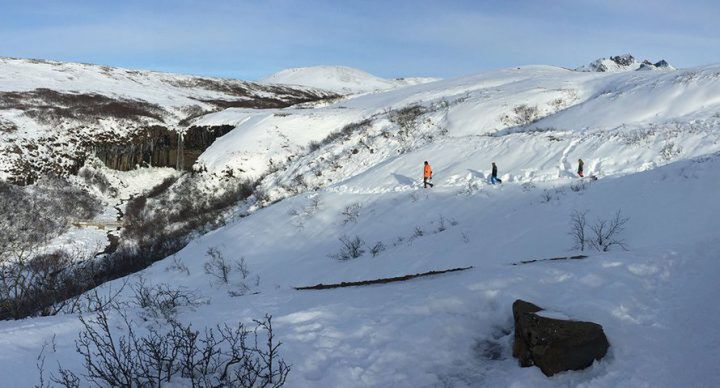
left=577, top=159, right=584, bottom=177
left=423, top=161, right=434, bottom=188
left=491, top=162, right=502, bottom=184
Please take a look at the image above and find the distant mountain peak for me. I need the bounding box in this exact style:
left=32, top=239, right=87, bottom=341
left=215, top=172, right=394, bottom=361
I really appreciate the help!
left=576, top=54, right=675, bottom=73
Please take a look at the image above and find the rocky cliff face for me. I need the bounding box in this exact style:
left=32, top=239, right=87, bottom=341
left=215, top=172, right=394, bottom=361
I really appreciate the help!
left=94, top=125, right=235, bottom=172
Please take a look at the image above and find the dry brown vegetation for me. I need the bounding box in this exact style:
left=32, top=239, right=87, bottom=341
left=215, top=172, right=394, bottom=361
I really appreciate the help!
left=0, top=88, right=166, bottom=124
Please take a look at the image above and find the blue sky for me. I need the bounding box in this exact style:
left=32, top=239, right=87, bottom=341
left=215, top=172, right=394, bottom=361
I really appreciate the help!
left=1, top=0, right=719, bottom=80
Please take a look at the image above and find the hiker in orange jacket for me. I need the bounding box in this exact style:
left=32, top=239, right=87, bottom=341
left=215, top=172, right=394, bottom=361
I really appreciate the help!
left=423, top=161, right=434, bottom=188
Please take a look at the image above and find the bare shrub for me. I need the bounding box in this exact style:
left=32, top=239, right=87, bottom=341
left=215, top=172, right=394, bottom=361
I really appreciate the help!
left=502, top=104, right=539, bottom=126
left=389, top=105, right=426, bottom=138
left=436, top=215, right=447, bottom=232
left=570, top=181, right=588, bottom=192
left=145, top=176, right=178, bottom=198
left=569, top=210, right=588, bottom=251
left=660, top=142, right=681, bottom=161
left=588, top=210, right=630, bottom=252
left=132, top=278, right=202, bottom=322
left=166, top=255, right=190, bottom=276
left=412, top=226, right=425, bottom=238
left=204, top=247, right=232, bottom=284
left=0, top=117, right=17, bottom=133
left=521, top=182, right=536, bottom=192
left=59, top=280, right=128, bottom=315
left=55, top=308, right=289, bottom=387
left=78, top=165, right=113, bottom=195
left=330, top=235, right=365, bottom=260
left=570, top=209, right=629, bottom=252
left=289, top=174, right=308, bottom=194
left=318, top=119, right=373, bottom=147
left=370, top=241, right=386, bottom=257
left=307, top=140, right=322, bottom=152
left=341, top=202, right=362, bottom=225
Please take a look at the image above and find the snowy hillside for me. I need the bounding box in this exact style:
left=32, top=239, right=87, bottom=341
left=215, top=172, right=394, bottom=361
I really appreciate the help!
left=0, top=57, right=337, bottom=183
left=193, top=64, right=720, bottom=188
left=1, top=56, right=720, bottom=387
left=260, top=65, right=440, bottom=94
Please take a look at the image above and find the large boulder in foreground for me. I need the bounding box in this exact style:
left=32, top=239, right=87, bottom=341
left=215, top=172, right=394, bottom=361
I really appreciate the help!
left=512, top=299, right=610, bottom=376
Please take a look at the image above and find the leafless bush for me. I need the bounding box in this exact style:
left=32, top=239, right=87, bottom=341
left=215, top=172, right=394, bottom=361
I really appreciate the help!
left=132, top=278, right=202, bottom=322
left=59, top=280, right=128, bottom=315
left=78, top=165, right=113, bottom=195
left=145, top=176, right=178, bottom=198
left=307, top=140, right=322, bottom=152
left=412, top=226, right=425, bottom=238
left=370, top=241, right=386, bottom=257
left=55, top=308, right=289, bottom=387
left=0, top=117, right=17, bottom=133
left=317, top=119, right=373, bottom=147
left=569, top=210, right=588, bottom=251
left=436, top=215, right=447, bottom=232
left=588, top=210, right=630, bottom=252
left=52, top=367, right=80, bottom=388
left=330, top=235, right=366, bottom=260
left=288, top=174, right=308, bottom=194
left=502, top=104, right=539, bottom=126
left=341, top=202, right=362, bottom=225
left=541, top=186, right=565, bottom=202
left=570, top=181, right=588, bottom=192
left=521, top=182, right=536, bottom=192
left=1, top=178, right=101, bottom=263
left=204, top=247, right=232, bottom=284
left=235, top=257, right=250, bottom=280
left=660, top=142, right=681, bottom=161
left=166, top=255, right=190, bottom=276
left=570, top=209, right=629, bottom=252
left=389, top=105, right=426, bottom=138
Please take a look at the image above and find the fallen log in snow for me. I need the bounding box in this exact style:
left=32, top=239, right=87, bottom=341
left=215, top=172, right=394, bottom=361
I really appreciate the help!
left=295, top=266, right=473, bottom=290
left=511, top=255, right=587, bottom=266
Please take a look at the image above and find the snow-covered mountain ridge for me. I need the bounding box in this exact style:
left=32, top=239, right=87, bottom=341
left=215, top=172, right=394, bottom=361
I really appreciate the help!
left=260, top=65, right=440, bottom=94
left=576, top=54, right=676, bottom=72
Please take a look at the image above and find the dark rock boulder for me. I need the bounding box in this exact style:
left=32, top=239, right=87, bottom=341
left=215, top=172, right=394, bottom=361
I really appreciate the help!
left=512, top=299, right=610, bottom=376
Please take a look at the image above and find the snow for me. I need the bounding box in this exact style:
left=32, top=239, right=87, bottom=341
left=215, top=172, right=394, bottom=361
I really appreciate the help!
left=2, top=58, right=720, bottom=387
left=260, top=65, right=440, bottom=94
left=196, top=64, right=720, bottom=186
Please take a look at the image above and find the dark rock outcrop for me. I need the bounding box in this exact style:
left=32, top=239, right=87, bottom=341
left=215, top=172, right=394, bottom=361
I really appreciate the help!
left=610, top=54, right=635, bottom=67
left=94, top=125, right=234, bottom=171
left=512, top=299, right=610, bottom=376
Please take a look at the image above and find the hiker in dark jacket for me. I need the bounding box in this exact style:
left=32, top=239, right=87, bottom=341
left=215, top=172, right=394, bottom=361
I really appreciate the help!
left=491, top=162, right=502, bottom=184
left=578, top=159, right=584, bottom=177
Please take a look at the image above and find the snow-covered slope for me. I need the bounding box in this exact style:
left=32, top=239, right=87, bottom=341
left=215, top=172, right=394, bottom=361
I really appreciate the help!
left=3, top=148, right=719, bottom=387
left=2, top=57, right=720, bottom=387
left=260, top=65, right=440, bottom=94
left=193, top=64, right=720, bottom=188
